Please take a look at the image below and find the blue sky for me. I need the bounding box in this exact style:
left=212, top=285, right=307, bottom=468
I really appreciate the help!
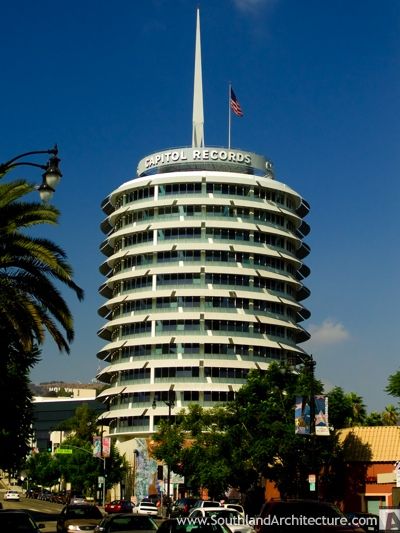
left=1, top=0, right=399, bottom=412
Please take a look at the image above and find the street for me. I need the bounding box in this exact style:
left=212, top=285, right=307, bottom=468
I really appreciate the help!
left=2, top=496, right=69, bottom=533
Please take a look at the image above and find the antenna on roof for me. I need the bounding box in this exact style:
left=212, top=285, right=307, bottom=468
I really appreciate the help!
left=192, top=8, right=205, bottom=148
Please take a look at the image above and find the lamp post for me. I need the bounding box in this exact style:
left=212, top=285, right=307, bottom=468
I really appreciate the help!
left=296, top=354, right=318, bottom=496
left=0, top=145, right=62, bottom=201
left=152, top=388, right=175, bottom=516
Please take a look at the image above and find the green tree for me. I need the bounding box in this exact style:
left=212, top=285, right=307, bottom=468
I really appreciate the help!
left=0, top=179, right=84, bottom=353
left=327, top=387, right=353, bottom=429
left=55, top=435, right=126, bottom=495
left=386, top=370, right=400, bottom=399
left=345, top=392, right=367, bottom=426
left=25, top=451, right=60, bottom=489
left=0, top=176, right=83, bottom=472
left=381, top=404, right=399, bottom=425
left=54, top=405, right=127, bottom=495
left=0, top=329, right=39, bottom=473
left=364, top=411, right=383, bottom=426
left=56, top=404, right=99, bottom=441
left=153, top=363, right=347, bottom=504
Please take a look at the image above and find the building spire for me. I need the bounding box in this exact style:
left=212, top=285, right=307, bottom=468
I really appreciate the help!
left=192, top=8, right=204, bottom=148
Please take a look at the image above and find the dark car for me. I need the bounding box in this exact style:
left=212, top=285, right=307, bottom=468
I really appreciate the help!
left=0, top=509, right=45, bottom=532
left=94, top=513, right=158, bottom=533
left=104, top=499, right=134, bottom=514
left=171, top=498, right=198, bottom=517
left=157, top=517, right=229, bottom=533
left=256, top=500, right=365, bottom=532
left=57, top=504, right=103, bottom=533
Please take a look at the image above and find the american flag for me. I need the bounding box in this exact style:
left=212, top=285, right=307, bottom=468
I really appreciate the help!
left=230, top=87, right=244, bottom=117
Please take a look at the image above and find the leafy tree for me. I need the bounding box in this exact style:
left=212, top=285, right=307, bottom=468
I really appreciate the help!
left=0, top=175, right=83, bottom=472
left=55, top=405, right=127, bottom=494
left=345, top=392, right=367, bottom=426
left=381, top=404, right=399, bottom=425
left=328, top=388, right=368, bottom=428
left=386, top=370, right=400, bottom=399
left=327, top=387, right=353, bottom=429
left=0, top=179, right=84, bottom=353
left=25, top=451, right=60, bottom=489
left=364, top=411, right=383, bottom=426
left=153, top=363, right=347, bottom=504
left=56, top=404, right=99, bottom=441
left=0, top=327, right=39, bottom=472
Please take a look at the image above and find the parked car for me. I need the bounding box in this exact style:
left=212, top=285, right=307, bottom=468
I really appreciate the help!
left=56, top=504, right=103, bottom=533
left=171, top=498, right=198, bottom=517
left=3, top=490, right=20, bottom=501
left=104, top=499, right=134, bottom=514
left=69, top=493, right=87, bottom=504
left=94, top=513, right=158, bottom=533
left=189, top=507, right=254, bottom=533
left=132, top=501, right=159, bottom=516
left=255, top=500, right=365, bottom=532
left=157, top=517, right=230, bottom=533
left=192, top=500, right=222, bottom=509
left=223, top=504, right=245, bottom=517
left=0, top=509, right=45, bottom=532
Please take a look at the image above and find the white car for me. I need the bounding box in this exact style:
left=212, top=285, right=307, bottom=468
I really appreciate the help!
left=189, top=507, right=254, bottom=533
left=224, top=503, right=245, bottom=517
left=4, top=490, right=21, bottom=501
left=132, top=501, right=159, bottom=516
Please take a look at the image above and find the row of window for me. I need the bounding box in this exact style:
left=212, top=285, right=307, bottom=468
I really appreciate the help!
left=114, top=250, right=295, bottom=275
left=116, top=319, right=292, bottom=339
left=153, top=366, right=249, bottom=379
left=114, top=184, right=295, bottom=209
left=110, top=388, right=239, bottom=412
left=114, top=228, right=297, bottom=253
left=114, top=205, right=292, bottom=230
left=114, top=343, right=285, bottom=360
left=116, top=273, right=294, bottom=296
left=113, top=296, right=288, bottom=318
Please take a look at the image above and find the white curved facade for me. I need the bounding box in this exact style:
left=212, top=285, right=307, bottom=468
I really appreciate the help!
left=97, top=146, right=311, bottom=438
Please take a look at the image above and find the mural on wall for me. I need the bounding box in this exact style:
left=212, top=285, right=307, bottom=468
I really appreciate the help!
left=134, top=438, right=158, bottom=501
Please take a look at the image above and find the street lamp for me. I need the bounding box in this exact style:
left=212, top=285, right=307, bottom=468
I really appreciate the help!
left=296, top=353, right=318, bottom=496
left=296, top=353, right=316, bottom=435
left=152, top=388, right=175, bottom=516
left=0, top=145, right=62, bottom=202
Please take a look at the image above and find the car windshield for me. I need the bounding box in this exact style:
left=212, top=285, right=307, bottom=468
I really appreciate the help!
left=66, top=506, right=103, bottom=519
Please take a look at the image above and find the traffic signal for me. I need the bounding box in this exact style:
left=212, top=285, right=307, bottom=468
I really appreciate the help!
left=47, top=440, right=52, bottom=453
left=157, top=465, right=163, bottom=480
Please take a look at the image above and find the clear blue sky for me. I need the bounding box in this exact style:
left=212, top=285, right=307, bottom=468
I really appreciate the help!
left=1, top=0, right=399, bottom=412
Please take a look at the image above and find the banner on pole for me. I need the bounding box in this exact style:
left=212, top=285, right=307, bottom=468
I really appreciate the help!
left=93, top=436, right=102, bottom=458
left=314, top=395, right=330, bottom=436
left=295, top=395, right=329, bottom=435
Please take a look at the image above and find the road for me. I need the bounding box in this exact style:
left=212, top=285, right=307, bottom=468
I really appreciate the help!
left=1, top=496, right=165, bottom=532
left=2, top=496, right=69, bottom=533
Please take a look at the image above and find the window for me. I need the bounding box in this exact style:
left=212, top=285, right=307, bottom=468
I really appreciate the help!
left=183, top=391, right=200, bottom=401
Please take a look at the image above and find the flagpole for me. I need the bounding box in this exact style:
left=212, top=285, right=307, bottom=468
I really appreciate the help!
left=228, top=82, right=232, bottom=149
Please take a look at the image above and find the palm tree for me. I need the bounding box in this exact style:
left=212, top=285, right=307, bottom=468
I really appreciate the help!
left=345, top=392, right=367, bottom=426
left=0, top=179, right=83, bottom=353
left=381, top=404, right=399, bottom=426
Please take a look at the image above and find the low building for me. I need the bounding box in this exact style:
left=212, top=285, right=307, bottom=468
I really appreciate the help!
left=340, top=426, right=400, bottom=514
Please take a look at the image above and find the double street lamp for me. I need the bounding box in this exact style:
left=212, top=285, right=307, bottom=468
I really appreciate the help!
left=0, top=145, right=62, bottom=201
left=152, top=389, right=176, bottom=516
